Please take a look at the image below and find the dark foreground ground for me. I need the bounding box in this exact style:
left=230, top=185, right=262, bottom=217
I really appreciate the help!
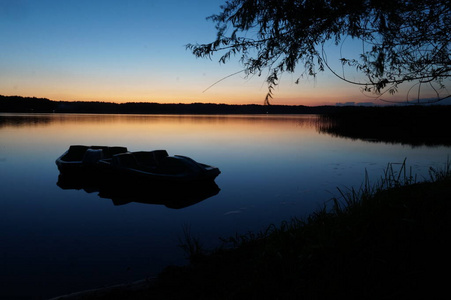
left=51, top=175, right=451, bottom=300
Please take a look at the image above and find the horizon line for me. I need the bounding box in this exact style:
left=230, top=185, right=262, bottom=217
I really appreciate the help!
left=1, top=94, right=380, bottom=108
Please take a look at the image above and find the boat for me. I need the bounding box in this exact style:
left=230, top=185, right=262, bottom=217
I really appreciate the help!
left=55, top=145, right=128, bottom=172
left=101, top=150, right=221, bottom=182
left=56, top=146, right=221, bottom=182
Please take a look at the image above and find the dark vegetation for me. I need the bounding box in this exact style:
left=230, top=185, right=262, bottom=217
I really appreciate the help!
left=62, top=162, right=451, bottom=300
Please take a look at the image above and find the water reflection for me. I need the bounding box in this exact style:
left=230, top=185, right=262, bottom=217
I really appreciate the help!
left=0, top=113, right=53, bottom=127
left=3, top=112, right=447, bottom=148
left=57, top=172, right=220, bottom=209
left=0, top=113, right=319, bottom=127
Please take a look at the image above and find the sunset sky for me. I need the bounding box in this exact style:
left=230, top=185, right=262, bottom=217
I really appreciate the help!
left=0, top=0, right=435, bottom=106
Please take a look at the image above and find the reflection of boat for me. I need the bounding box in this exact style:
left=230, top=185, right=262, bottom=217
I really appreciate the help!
left=56, top=146, right=221, bottom=182
left=56, top=145, right=128, bottom=172
left=57, top=172, right=220, bottom=209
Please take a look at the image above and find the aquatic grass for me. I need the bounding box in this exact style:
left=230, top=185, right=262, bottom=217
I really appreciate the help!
left=428, top=156, right=451, bottom=182
left=331, top=158, right=416, bottom=214
left=178, top=224, right=205, bottom=262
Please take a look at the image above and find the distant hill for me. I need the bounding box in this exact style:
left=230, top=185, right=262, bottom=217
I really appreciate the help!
left=0, top=95, right=337, bottom=114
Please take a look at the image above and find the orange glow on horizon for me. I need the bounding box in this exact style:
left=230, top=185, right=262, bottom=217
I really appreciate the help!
left=3, top=67, right=415, bottom=106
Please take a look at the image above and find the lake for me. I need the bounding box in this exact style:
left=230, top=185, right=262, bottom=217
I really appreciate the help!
left=1, top=113, right=449, bottom=299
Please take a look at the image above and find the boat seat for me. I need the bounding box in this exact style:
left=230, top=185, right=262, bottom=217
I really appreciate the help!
left=112, top=153, right=139, bottom=169
left=82, top=149, right=104, bottom=164
left=152, top=150, right=169, bottom=162
left=104, top=146, right=128, bottom=158
left=158, top=156, right=187, bottom=174
left=132, top=150, right=168, bottom=167
left=66, top=145, right=89, bottom=161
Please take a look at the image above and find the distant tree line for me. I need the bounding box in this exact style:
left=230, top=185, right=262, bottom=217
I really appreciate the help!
left=318, top=105, right=451, bottom=146
left=0, top=95, right=337, bottom=114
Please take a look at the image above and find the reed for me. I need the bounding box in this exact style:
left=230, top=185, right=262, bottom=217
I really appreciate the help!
left=178, top=224, right=205, bottom=262
left=428, top=156, right=451, bottom=182
left=331, top=158, right=416, bottom=214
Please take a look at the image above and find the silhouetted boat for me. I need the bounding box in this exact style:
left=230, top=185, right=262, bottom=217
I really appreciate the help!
left=56, top=145, right=221, bottom=182
left=55, top=145, right=128, bottom=172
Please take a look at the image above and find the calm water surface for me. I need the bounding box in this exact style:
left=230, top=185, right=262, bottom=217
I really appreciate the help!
left=1, top=113, right=449, bottom=299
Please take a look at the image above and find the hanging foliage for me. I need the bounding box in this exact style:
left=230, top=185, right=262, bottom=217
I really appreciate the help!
left=187, top=0, right=451, bottom=104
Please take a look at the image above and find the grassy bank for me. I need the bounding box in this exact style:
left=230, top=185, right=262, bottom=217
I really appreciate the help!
left=55, top=162, right=451, bottom=300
